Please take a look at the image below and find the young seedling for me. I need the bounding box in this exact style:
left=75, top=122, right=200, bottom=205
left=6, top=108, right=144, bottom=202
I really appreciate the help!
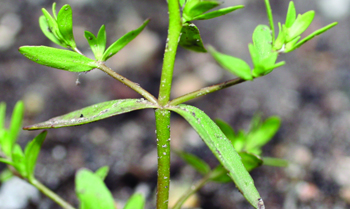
left=0, top=0, right=337, bottom=208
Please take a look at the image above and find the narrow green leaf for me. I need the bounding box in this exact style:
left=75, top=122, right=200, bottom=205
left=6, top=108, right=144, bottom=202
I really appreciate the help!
left=19, top=46, right=98, bottom=72
left=0, top=158, right=15, bottom=166
left=12, top=144, right=27, bottom=177
left=85, top=25, right=107, bottom=61
left=245, top=116, right=281, bottom=152
left=183, top=0, right=219, bottom=22
left=263, top=0, right=275, bottom=45
left=123, top=193, right=145, bottom=209
left=0, top=169, right=14, bottom=183
left=0, top=130, right=10, bottom=157
left=252, top=25, right=273, bottom=60
left=8, top=101, right=24, bottom=154
left=262, top=157, right=289, bottom=167
left=233, top=130, right=246, bottom=152
left=191, top=5, right=244, bottom=21
left=95, top=166, right=109, bottom=181
left=39, top=16, right=65, bottom=47
left=285, top=36, right=300, bottom=52
left=286, top=11, right=315, bottom=42
left=76, top=169, right=115, bottom=209
left=208, top=46, right=252, bottom=80
left=41, top=8, right=64, bottom=45
left=285, top=1, right=296, bottom=28
left=287, top=22, right=338, bottom=53
left=179, top=23, right=207, bottom=52
left=24, top=99, right=157, bottom=130
left=102, top=19, right=149, bottom=61
left=0, top=102, right=5, bottom=130
left=215, top=119, right=235, bottom=142
left=168, top=105, right=261, bottom=208
left=174, top=150, right=211, bottom=175
left=209, top=165, right=232, bottom=183
left=239, top=152, right=263, bottom=172
left=273, top=22, right=285, bottom=50
left=57, top=5, right=76, bottom=48
left=52, top=2, right=57, bottom=20
left=24, top=131, right=47, bottom=180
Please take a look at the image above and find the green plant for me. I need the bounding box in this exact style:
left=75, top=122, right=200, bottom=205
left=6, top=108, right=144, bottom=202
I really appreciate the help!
left=0, top=0, right=337, bottom=208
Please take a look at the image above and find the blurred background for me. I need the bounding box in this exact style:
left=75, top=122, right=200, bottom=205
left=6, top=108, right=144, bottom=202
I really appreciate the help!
left=0, top=0, right=350, bottom=208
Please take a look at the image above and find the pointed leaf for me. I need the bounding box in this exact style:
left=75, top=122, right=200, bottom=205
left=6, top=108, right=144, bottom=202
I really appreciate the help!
left=0, top=102, right=5, bottom=130
left=41, top=8, right=65, bottom=45
left=168, top=105, right=261, bottom=208
left=285, top=1, right=296, bottom=28
left=191, top=5, right=244, bottom=21
left=52, top=2, right=57, bottom=20
left=123, top=193, right=145, bottom=209
left=95, top=166, right=109, bottom=181
left=209, top=46, right=252, bottom=80
left=179, top=23, right=207, bottom=52
left=24, top=131, right=47, bottom=180
left=12, top=144, right=27, bottom=177
left=76, top=169, right=115, bottom=209
left=102, top=19, right=149, bottom=61
left=273, top=22, right=285, bottom=51
left=287, top=22, right=338, bottom=53
left=209, top=165, right=232, bottom=183
left=286, top=11, right=315, bottom=42
left=19, top=46, right=98, bottom=72
left=183, top=0, right=219, bottom=22
left=57, top=5, right=76, bottom=48
left=239, top=152, right=263, bottom=172
left=39, top=16, right=64, bottom=47
left=0, top=158, right=14, bottom=166
left=8, top=101, right=24, bottom=156
left=85, top=25, right=106, bottom=61
left=215, top=119, right=235, bottom=142
left=0, top=130, right=10, bottom=157
left=175, top=150, right=211, bottom=175
left=262, top=157, right=289, bottom=167
left=24, top=99, right=157, bottom=130
left=245, top=116, right=281, bottom=152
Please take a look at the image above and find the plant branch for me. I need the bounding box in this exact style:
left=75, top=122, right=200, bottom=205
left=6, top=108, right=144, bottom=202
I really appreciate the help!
left=30, top=178, right=75, bottom=209
left=168, top=77, right=246, bottom=106
left=97, top=62, right=159, bottom=105
left=155, top=109, right=171, bottom=209
left=158, top=0, right=182, bottom=105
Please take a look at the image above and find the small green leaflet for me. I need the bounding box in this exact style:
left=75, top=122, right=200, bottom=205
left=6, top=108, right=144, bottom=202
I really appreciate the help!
left=19, top=46, right=98, bottom=72
left=183, top=0, right=219, bottom=22
left=95, top=166, right=109, bottom=181
left=24, top=131, right=47, bottom=180
left=85, top=25, right=107, bottom=61
left=76, top=169, right=115, bottom=209
left=168, top=104, right=261, bottom=208
left=174, top=150, right=211, bottom=175
left=56, top=5, right=76, bottom=49
left=24, top=99, right=158, bottom=130
left=123, top=193, right=145, bottom=209
left=179, top=23, right=207, bottom=52
left=190, top=5, right=244, bottom=21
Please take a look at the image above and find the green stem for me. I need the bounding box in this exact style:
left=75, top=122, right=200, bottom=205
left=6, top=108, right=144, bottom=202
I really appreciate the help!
left=169, top=78, right=245, bottom=106
left=155, top=109, right=171, bottom=209
left=158, top=0, right=182, bottom=106
left=98, top=62, right=159, bottom=105
left=30, top=178, right=75, bottom=209
left=264, top=0, right=275, bottom=45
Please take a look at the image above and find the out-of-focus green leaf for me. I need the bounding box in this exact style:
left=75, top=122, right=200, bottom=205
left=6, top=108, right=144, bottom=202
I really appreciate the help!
left=233, top=130, right=246, bottom=152
left=102, top=19, right=149, bottom=61
left=123, top=193, right=145, bottom=209
left=85, top=25, right=107, bottom=61
left=252, top=25, right=273, bottom=60
left=245, top=116, right=281, bottom=153
left=24, top=99, right=158, bottom=130
left=52, top=2, right=57, bottom=20
left=12, top=144, right=27, bottom=177
left=286, top=11, right=315, bottom=42
left=191, top=5, right=244, bottom=21
left=19, top=46, right=98, bottom=72
left=175, top=150, right=211, bottom=175
left=209, top=165, right=231, bottom=183
left=179, top=23, right=206, bottom=52
left=273, top=22, right=285, bottom=51
left=286, top=22, right=338, bottom=53
left=179, top=0, right=186, bottom=7
left=239, top=152, right=263, bottom=172
left=76, top=169, right=115, bottom=209
left=215, top=119, right=235, bottom=142
left=209, top=46, right=252, bottom=80
left=0, top=158, right=14, bottom=166
left=95, top=166, right=109, bottom=181
left=285, top=36, right=300, bottom=52
left=183, top=0, right=219, bottom=22
left=39, top=16, right=64, bottom=47
left=168, top=104, right=261, bottom=208
left=41, top=8, right=64, bottom=44
left=262, top=157, right=289, bottom=167
left=24, top=131, right=47, bottom=180
left=285, top=1, right=296, bottom=28
left=6, top=101, right=24, bottom=158
left=57, top=4, right=76, bottom=48
left=0, top=169, right=13, bottom=183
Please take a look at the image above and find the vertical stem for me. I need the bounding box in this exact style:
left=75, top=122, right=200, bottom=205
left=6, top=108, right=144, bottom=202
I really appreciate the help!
left=264, top=0, right=275, bottom=45
left=158, top=0, right=182, bottom=106
left=155, top=109, right=171, bottom=209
